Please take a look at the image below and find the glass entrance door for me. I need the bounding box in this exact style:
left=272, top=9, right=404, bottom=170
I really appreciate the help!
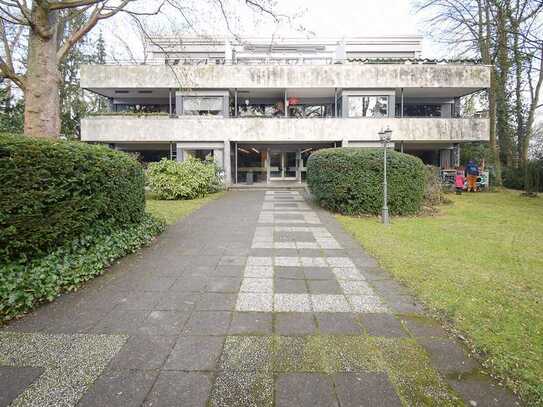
left=268, top=151, right=298, bottom=181
left=269, top=152, right=283, bottom=179
left=284, top=152, right=297, bottom=179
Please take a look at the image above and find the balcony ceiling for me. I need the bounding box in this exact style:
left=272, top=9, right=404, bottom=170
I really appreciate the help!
left=87, top=86, right=481, bottom=99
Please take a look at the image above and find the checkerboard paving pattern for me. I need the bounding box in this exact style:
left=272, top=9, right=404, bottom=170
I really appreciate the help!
left=235, top=256, right=388, bottom=313
left=252, top=226, right=342, bottom=249
left=264, top=194, right=305, bottom=202
left=258, top=211, right=321, bottom=224
left=262, top=201, right=312, bottom=211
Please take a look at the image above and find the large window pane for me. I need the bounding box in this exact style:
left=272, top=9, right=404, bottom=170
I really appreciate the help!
left=183, top=96, right=223, bottom=116
left=348, top=96, right=388, bottom=118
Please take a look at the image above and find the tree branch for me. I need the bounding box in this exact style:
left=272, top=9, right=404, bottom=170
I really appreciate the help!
left=48, top=0, right=105, bottom=10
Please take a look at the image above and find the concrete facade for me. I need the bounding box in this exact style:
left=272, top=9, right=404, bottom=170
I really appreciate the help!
left=80, top=36, right=491, bottom=185
left=81, top=63, right=490, bottom=91
left=82, top=116, right=488, bottom=143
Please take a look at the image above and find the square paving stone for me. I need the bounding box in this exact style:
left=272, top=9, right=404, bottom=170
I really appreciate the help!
left=116, top=291, right=163, bottom=310
left=219, top=256, right=247, bottom=266
left=218, top=336, right=273, bottom=371
left=417, top=337, right=479, bottom=374
left=334, top=372, right=402, bottom=407
left=164, top=336, right=225, bottom=371
left=210, top=370, right=273, bottom=407
left=240, top=278, right=273, bottom=293
left=214, top=265, right=245, bottom=277
left=311, top=295, right=351, bottom=312
left=400, top=317, right=448, bottom=337
left=155, top=292, right=200, bottom=311
left=307, top=279, right=342, bottom=294
left=137, top=277, right=177, bottom=291
left=274, top=294, right=312, bottom=312
left=77, top=369, right=158, bottom=407
left=244, top=265, right=274, bottom=278
left=275, top=373, right=338, bottom=407
left=275, top=313, right=317, bottom=335
left=144, top=371, right=212, bottom=407
left=93, top=309, right=150, bottom=335
left=138, top=310, right=190, bottom=336
left=196, top=293, right=237, bottom=311
left=348, top=295, right=389, bottom=313
left=446, top=373, right=521, bottom=407
left=206, top=277, right=241, bottom=293
left=108, top=335, right=175, bottom=369
left=5, top=305, right=110, bottom=334
left=338, top=280, right=374, bottom=295
left=183, top=311, right=232, bottom=335
left=0, top=366, right=43, bottom=407
left=274, top=278, right=308, bottom=294
left=170, top=277, right=209, bottom=292
left=236, top=293, right=273, bottom=312
left=315, top=313, right=363, bottom=335
left=276, top=231, right=316, bottom=242
left=275, top=267, right=305, bottom=279
left=303, top=268, right=336, bottom=280
left=229, top=312, right=273, bottom=335
left=360, top=314, right=408, bottom=337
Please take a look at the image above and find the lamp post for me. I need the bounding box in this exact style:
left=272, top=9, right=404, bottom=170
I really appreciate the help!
left=378, top=126, right=393, bottom=225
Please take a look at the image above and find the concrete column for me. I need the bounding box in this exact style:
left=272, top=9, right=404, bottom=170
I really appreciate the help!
left=175, top=143, right=184, bottom=162
left=342, top=139, right=349, bottom=147
left=214, top=149, right=224, bottom=170
left=223, top=140, right=232, bottom=185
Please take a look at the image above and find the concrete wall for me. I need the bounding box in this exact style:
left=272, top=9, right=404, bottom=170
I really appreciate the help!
left=81, top=116, right=489, bottom=143
left=81, top=63, right=490, bottom=90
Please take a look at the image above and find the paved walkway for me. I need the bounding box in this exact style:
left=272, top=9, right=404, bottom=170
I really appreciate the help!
left=0, top=191, right=520, bottom=406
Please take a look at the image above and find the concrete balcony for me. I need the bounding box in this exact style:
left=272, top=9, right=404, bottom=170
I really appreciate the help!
left=81, top=63, right=490, bottom=91
left=81, top=116, right=489, bottom=144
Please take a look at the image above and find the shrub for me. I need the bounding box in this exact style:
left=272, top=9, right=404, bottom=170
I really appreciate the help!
left=424, top=166, right=448, bottom=207
left=503, top=161, right=543, bottom=193
left=0, top=214, right=165, bottom=322
left=147, top=157, right=223, bottom=200
left=307, top=148, right=426, bottom=215
left=0, top=134, right=145, bottom=262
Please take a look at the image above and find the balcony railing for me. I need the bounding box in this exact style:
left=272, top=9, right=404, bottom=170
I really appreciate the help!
left=101, top=57, right=484, bottom=67
left=81, top=115, right=490, bottom=144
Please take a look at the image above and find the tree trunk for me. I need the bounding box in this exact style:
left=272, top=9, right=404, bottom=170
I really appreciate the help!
left=24, top=7, right=61, bottom=138
left=495, top=7, right=513, bottom=167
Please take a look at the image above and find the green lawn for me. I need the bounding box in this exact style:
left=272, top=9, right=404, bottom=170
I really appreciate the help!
left=146, top=191, right=225, bottom=225
left=338, top=190, right=543, bottom=405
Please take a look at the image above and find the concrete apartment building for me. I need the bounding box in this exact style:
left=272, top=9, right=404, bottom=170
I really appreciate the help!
left=80, top=36, right=491, bottom=185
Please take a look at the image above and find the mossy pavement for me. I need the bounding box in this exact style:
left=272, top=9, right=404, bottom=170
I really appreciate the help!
left=0, top=190, right=521, bottom=406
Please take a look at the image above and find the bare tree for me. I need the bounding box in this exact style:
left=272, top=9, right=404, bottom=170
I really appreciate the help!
left=415, top=0, right=543, bottom=183
left=0, top=0, right=285, bottom=138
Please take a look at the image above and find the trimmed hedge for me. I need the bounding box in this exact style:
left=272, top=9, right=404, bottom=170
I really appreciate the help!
left=1, top=214, right=165, bottom=321
left=147, top=157, right=223, bottom=200
left=0, top=134, right=145, bottom=261
left=307, top=148, right=426, bottom=215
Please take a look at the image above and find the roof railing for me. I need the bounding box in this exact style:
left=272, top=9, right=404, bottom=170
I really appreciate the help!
left=100, top=57, right=483, bottom=66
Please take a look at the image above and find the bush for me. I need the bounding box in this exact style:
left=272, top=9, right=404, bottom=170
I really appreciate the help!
left=147, top=157, right=223, bottom=200
left=503, top=161, right=543, bottom=193
left=0, top=214, right=165, bottom=322
left=424, top=166, right=448, bottom=206
left=307, top=148, right=426, bottom=215
left=0, top=134, right=146, bottom=262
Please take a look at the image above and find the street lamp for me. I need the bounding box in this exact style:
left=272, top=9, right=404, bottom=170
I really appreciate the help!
left=378, top=126, right=393, bottom=225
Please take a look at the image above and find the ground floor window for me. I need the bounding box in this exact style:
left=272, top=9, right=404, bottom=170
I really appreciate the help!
left=184, top=149, right=214, bottom=161
left=234, top=143, right=336, bottom=184
left=236, top=146, right=267, bottom=183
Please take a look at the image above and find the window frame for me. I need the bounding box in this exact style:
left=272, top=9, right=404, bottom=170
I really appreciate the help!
left=347, top=95, right=389, bottom=118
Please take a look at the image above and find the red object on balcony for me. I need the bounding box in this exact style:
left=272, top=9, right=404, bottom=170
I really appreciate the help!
left=287, top=97, right=300, bottom=105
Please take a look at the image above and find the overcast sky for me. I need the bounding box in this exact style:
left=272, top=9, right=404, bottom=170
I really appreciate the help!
left=103, top=0, right=444, bottom=60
